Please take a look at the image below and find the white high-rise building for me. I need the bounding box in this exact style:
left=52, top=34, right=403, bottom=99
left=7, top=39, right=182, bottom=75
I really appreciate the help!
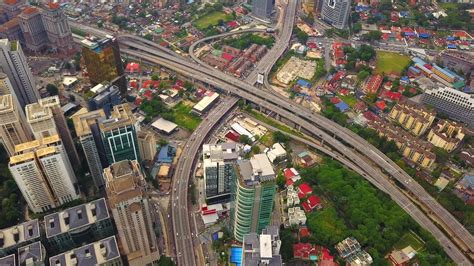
left=0, top=94, right=31, bottom=156
left=8, top=134, right=79, bottom=213
left=26, top=96, right=80, bottom=168
left=321, top=0, right=351, bottom=29
left=0, top=39, right=39, bottom=110
left=103, top=160, right=159, bottom=265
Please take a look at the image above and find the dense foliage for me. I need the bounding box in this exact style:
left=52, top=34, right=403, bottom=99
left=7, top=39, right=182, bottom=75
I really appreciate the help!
left=0, top=145, right=22, bottom=228
left=222, top=33, right=274, bottom=50
left=300, top=160, right=452, bottom=265
left=343, top=44, right=376, bottom=70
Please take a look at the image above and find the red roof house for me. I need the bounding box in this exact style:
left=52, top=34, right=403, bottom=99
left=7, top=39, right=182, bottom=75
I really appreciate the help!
left=302, top=201, right=312, bottom=213
left=143, top=90, right=153, bottom=101
left=125, top=62, right=141, bottom=73
left=293, top=243, right=318, bottom=261
left=225, top=130, right=240, bottom=142
left=298, top=183, right=312, bottom=196
left=375, top=100, right=386, bottom=110
left=364, top=74, right=383, bottom=94
left=299, top=227, right=310, bottom=239
left=307, top=195, right=322, bottom=210
left=221, top=52, right=234, bottom=62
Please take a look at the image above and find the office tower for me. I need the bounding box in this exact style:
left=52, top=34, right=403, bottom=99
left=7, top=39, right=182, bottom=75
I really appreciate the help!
left=0, top=94, right=31, bottom=156
left=104, top=160, right=159, bottom=265
left=0, top=219, right=39, bottom=257
left=137, top=129, right=157, bottom=161
left=203, top=142, right=241, bottom=204
left=49, top=236, right=123, bottom=266
left=99, top=104, right=140, bottom=164
left=321, top=0, right=350, bottom=29
left=252, top=0, right=274, bottom=19
left=422, top=87, right=474, bottom=128
left=73, top=109, right=108, bottom=190
left=26, top=96, right=80, bottom=168
left=88, top=84, right=121, bottom=116
left=81, top=36, right=126, bottom=93
left=41, top=3, right=73, bottom=54
left=0, top=38, right=39, bottom=109
left=44, top=198, right=114, bottom=252
left=230, top=154, right=276, bottom=242
left=17, top=241, right=46, bottom=266
left=18, top=7, right=48, bottom=52
left=9, top=135, right=80, bottom=213
left=242, top=226, right=282, bottom=266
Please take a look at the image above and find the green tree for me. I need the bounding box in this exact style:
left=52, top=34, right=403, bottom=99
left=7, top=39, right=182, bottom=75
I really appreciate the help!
left=276, top=172, right=286, bottom=189
left=157, top=256, right=175, bottom=266
left=353, top=22, right=362, bottom=33
left=151, top=74, right=160, bottom=81
left=239, top=135, right=252, bottom=145
left=272, top=131, right=290, bottom=144
left=46, top=84, right=59, bottom=96
left=357, top=70, right=370, bottom=81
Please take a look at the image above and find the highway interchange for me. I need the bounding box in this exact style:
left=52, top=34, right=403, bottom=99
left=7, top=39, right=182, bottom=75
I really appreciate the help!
left=70, top=1, right=473, bottom=263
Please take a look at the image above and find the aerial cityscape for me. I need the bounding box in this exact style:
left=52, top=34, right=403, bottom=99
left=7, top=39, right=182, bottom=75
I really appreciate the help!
left=0, top=0, right=472, bottom=265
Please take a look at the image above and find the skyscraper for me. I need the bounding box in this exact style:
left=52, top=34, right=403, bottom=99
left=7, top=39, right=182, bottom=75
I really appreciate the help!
left=18, top=7, right=48, bottom=52
left=0, top=38, right=39, bottom=109
left=81, top=36, right=126, bottom=93
left=9, top=134, right=80, bottom=213
left=104, top=160, right=159, bottom=265
left=203, top=142, right=241, bottom=204
left=230, top=154, right=276, bottom=242
left=137, top=129, right=157, bottom=161
left=99, top=104, right=140, bottom=164
left=26, top=96, right=80, bottom=168
left=252, top=0, right=275, bottom=19
left=73, top=109, right=108, bottom=190
left=41, top=3, right=73, bottom=54
left=1, top=0, right=25, bottom=21
left=0, top=94, right=31, bottom=156
left=321, top=0, right=350, bottom=29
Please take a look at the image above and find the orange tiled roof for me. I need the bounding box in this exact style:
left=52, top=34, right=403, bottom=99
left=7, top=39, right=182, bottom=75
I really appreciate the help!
left=4, top=0, right=18, bottom=6
left=22, top=7, right=38, bottom=15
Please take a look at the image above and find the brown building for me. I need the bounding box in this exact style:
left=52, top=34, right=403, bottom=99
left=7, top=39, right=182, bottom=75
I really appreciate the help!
left=81, top=36, right=126, bottom=93
left=389, top=103, right=436, bottom=137
left=368, top=119, right=435, bottom=168
left=0, top=17, right=24, bottom=44
left=104, top=160, right=159, bottom=265
left=427, top=120, right=465, bottom=152
left=439, top=50, right=474, bottom=76
left=18, top=7, right=48, bottom=52
left=1, top=0, right=24, bottom=21
left=41, top=3, right=73, bottom=54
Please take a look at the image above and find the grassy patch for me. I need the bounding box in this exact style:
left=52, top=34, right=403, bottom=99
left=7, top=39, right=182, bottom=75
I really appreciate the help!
left=375, top=51, right=410, bottom=75
left=171, top=102, right=202, bottom=131
left=71, top=27, right=86, bottom=37
left=394, top=232, right=425, bottom=251
left=259, top=132, right=273, bottom=147
left=194, top=11, right=233, bottom=30
left=339, top=95, right=357, bottom=107
left=248, top=110, right=303, bottom=137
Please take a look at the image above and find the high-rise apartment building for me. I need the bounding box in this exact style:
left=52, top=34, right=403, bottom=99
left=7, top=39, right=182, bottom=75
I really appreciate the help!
left=73, top=109, right=108, bottom=190
left=104, top=160, right=159, bottom=265
left=41, top=3, right=73, bottom=54
left=26, top=96, right=80, bottom=168
left=422, top=87, right=474, bottom=128
left=18, top=7, right=48, bottom=52
left=230, top=154, right=276, bottom=242
left=203, top=142, right=241, bottom=204
left=0, top=93, right=31, bottom=156
left=252, top=0, right=275, bottom=19
left=242, top=226, right=282, bottom=266
left=9, top=135, right=80, bottom=213
left=0, top=38, right=39, bottom=109
left=81, top=36, right=126, bottom=93
left=99, top=104, right=140, bottom=164
left=321, top=0, right=350, bottom=29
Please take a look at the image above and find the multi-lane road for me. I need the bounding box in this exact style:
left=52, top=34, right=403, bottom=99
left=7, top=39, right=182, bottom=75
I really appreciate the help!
left=70, top=3, right=473, bottom=263
left=118, top=44, right=473, bottom=264
left=170, top=96, right=238, bottom=265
